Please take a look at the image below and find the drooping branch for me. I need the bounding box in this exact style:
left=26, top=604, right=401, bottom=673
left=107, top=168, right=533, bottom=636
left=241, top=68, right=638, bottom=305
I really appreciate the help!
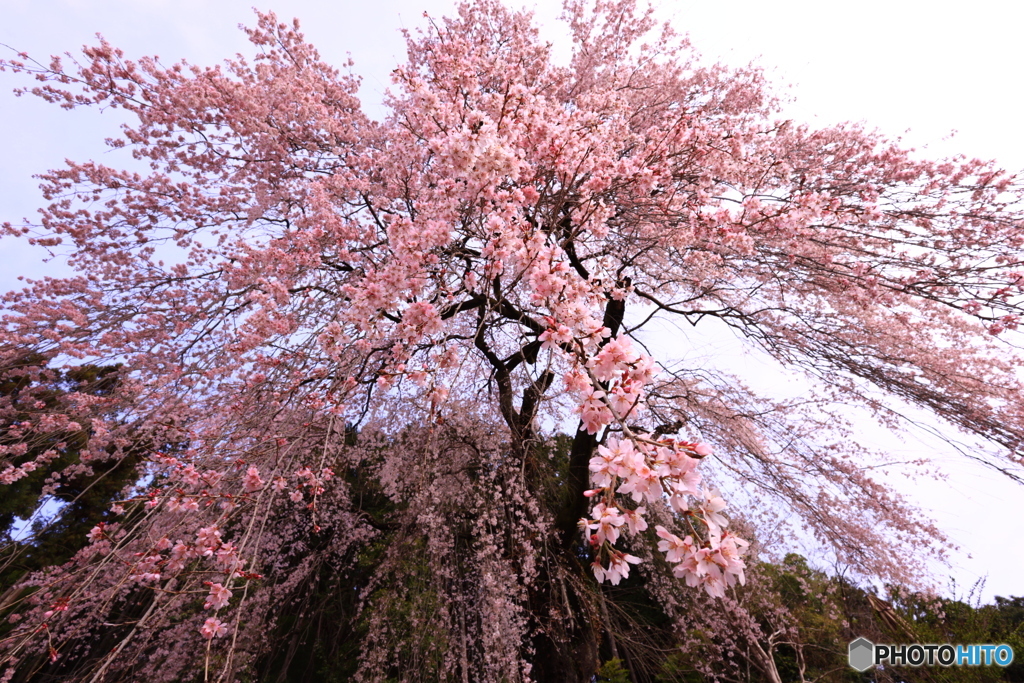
left=559, top=293, right=628, bottom=549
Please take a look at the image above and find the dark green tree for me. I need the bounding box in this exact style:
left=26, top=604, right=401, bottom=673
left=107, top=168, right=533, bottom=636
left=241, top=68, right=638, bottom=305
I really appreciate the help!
left=0, top=356, right=141, bottom=594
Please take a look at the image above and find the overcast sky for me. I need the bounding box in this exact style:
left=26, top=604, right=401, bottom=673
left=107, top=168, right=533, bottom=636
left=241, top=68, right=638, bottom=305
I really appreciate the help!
left=2, top=0, right=1022, bottom=602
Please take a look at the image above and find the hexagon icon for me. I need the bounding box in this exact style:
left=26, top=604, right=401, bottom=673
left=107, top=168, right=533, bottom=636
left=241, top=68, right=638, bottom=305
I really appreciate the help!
left=848, top=637, right=875, bottom=672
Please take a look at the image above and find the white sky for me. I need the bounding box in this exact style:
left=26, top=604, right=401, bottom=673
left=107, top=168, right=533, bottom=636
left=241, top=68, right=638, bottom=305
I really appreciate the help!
left=1, top=0, right=1022, bottom=602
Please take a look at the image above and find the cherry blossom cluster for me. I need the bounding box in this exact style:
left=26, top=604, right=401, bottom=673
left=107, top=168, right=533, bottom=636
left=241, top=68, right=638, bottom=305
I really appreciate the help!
left=580, top=436, right=747, bottom=594
left=199, top=617, right=229, bottom=640
left=654, top=525, right=750, bottom=598
left=85, top=518, right=256, bottom=641
left=560, top=332, right=749, bottom=592
left=0, top=414, right=102, bottom=485
left=137, top=458, right=338, bottom=513
left=85, top=522, right=254, bottom=585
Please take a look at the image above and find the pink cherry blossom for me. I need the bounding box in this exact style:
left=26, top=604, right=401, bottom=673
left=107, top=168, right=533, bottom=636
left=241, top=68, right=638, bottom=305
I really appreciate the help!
left=593, top=552, right=642, bottom=586
left=587, top=502, right=626, bottom=545
left=577, top=387, right=613, bottom=435
left=587, top=336, right=639, bottom=383
left=539, top=324, right=573, bottom=350
left=204, top=583, right=233, bottom=611
left=199, top=617, right=229, bottom=640
left=242, top=466, right=265, bottom=493
left=622, top=507, right=648, bottom=535
left=700, top=488, right=730, bottom=532
left=655, top=526, right=693, bottom=564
